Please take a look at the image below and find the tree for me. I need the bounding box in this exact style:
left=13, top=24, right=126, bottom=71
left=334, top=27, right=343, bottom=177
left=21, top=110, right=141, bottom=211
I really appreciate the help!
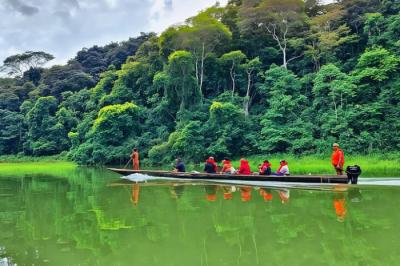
left=207, top=101, right=257, bottom=158
left=312, top=64, right=356, bottom=140
left=164, top=51, right=201, bottom=112
left=24, top=96, right=69, bottom=155
left=220, top=50, right=247, bottom=97
left=41, top=62, right=95, bottom=98
left=353, top=47, right=399, bottom=84
left=259, top=65, right=311, bottom=153
left=0, top=51, right=54, bottom=77
left=159, top=7, right=232, bottom=94
left=0, top=109, right=24, bottom=154
left=71, top=102, right=141, bottom=164
left=305, top=6, right=358, bottom=71
left=239, top=0, right=307, bottom=68
left=242, top=57, right=262, bottom=117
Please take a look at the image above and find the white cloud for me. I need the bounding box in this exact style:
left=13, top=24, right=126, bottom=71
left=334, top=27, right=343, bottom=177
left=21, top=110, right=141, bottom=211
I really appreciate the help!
left=149, top=0, right=228, bottom=33
left=0, top=0, right=229, bottom=65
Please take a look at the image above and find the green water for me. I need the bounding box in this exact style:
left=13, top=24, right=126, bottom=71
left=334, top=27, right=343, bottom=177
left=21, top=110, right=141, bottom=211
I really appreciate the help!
left=1, top=167, right=400, bottom=266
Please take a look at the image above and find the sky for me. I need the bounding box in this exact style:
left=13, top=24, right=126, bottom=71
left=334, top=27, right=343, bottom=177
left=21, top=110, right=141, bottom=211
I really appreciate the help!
left=0, top=0, right=228, bottom=66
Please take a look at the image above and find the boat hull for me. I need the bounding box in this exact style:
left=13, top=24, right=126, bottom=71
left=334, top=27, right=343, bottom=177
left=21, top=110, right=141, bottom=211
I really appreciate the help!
left=107, top=168, right=349, bottom=184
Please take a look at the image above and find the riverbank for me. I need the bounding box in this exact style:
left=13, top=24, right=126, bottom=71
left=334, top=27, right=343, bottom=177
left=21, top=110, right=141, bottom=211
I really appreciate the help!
left=0, top=153, right=399, bottom=177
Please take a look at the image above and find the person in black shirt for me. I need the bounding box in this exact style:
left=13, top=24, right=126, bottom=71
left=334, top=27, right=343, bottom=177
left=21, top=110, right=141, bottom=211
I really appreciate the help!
left=173, top=158, right=186, bottom=172
left=204, top=157, right=217, bottom=174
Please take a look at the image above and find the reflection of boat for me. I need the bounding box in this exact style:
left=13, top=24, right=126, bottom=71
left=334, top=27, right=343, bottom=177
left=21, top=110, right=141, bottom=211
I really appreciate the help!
left=108, top=169, right=349, bottom=183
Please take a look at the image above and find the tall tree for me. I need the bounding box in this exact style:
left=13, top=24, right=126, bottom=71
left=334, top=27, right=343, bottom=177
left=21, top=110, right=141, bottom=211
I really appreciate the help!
left=159, top=7, right=232, bottom=94
left=220, top=50, right=247, bottom=97
left=0, top=51, right=54, bottom=77
left=305, top=5, right=358, bottom=71
left=164, top=51, right=201, bottom=111
left=242, top=57, right=262, bottom=117
left=238, top=0, right=307, bottom=68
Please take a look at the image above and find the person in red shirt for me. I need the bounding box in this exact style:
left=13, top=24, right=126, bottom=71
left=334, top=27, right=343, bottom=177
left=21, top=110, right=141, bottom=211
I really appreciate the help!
left=259, top=160, right=272, bottom=175
left=331, top=143, right=345, bottom=175
left=237, top=158, right=251, bottom=175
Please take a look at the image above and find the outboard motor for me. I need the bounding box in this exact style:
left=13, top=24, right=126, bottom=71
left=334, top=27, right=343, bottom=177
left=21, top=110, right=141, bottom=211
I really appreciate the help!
left=346, top=165, right=362, bottom=184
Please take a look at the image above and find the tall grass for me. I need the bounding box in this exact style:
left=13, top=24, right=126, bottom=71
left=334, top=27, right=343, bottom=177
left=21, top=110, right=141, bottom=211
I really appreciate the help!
left=0, top=161, right=77, bottom=177
left=228, top=154, right=400, bottom=177
left=0, top=154, right=68, bottom=163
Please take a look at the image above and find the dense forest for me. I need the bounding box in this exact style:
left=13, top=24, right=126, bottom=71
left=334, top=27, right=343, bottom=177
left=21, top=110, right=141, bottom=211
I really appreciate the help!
left=0, top=0, right=399, bottom=165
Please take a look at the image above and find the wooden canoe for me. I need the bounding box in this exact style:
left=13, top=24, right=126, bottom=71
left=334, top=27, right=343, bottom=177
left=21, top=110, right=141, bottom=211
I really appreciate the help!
left=107, top=168, right=350, bottom=184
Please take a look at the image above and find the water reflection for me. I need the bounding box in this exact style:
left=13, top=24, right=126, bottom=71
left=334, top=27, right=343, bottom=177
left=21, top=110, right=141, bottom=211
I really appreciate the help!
left=1, top=169, right=399, bottom=266
left=127, top=181, right=363, bottom=224
left=131, top=182, right=368, bottom=227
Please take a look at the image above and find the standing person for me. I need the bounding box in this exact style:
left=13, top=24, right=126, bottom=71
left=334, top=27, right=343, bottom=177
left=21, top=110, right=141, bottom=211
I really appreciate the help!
left=130, top=148, right=139, bottom=170
left=204, top=157, right=218, bottom=173
left=237, top=158, right=251, bottom=175
left=274, top=160, right=290, bottom=176
left=173, top=158, right=186, bottom=172
left=259, top=160, right=272, bottom=175
left=331, top=143, right=345, bottom=175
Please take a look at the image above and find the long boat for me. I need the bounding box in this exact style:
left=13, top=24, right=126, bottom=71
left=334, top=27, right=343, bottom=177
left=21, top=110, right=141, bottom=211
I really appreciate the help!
left=107, top=168, right=350, bottom=184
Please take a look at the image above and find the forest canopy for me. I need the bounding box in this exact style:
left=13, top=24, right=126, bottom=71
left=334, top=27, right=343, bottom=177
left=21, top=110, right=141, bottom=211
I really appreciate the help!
left=1, top=0, right=399, bottom=165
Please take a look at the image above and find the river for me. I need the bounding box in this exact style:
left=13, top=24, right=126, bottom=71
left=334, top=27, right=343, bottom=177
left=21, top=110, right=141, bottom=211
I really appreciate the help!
left=1, top=166, right=399, bottom=265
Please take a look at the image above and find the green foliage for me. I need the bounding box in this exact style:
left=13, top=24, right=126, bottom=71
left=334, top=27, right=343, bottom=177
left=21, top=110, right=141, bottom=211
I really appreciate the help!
left=1, top=0, right=400, bottom=164
left=0, top=109, right=24, bottom=154
left=24, top=96, right=70, bottom=155
left=70, top=102, right=140, bottom=164
left=354, top=47, right=399, bottom=82
left=259, top=65, right=312, bottom=153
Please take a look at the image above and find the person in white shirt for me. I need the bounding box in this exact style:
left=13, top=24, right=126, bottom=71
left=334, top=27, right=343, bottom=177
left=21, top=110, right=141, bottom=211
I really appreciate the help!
left=275, top=160, right=290, bottom=176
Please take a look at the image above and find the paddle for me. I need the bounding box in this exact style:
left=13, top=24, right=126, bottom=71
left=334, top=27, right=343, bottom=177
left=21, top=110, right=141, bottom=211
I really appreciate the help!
left=123, top=158, right=132, bottom=169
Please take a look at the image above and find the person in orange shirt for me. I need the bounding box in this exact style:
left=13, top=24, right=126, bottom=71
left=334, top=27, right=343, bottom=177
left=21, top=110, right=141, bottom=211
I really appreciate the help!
left=131, top=148, right=139, bottom=170
left=331, top=143, right=345, bottom=175
left=220, top=158, right=235, bottom=174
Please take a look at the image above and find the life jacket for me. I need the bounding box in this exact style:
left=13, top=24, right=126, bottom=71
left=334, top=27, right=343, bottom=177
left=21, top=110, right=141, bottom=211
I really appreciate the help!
left=277, top=161, right=289, bottom=175
left=205, top=158, right=218, bottom=173
left=238, top=159, right=251, bottom=175
left=260, top=162, right=272, bottom=175
left=221, top=160, right=233, bottom=173
left=332, top=149, right=345, bottom=166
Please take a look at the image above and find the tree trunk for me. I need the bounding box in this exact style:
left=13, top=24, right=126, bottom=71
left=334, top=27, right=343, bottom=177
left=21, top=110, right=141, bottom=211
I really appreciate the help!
left=333, top=95, right=338, bottom=122
left=199, top=42, right=205, bottom=96
left=243, top=70, right=252, bottom=117
left=230, top=64, right=235, bottom=97
left=282, top=48, right=287, bottom=69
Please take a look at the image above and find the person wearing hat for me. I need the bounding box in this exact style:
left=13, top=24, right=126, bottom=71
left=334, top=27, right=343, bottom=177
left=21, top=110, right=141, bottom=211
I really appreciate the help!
left=332, top=143, right=345, bottom=175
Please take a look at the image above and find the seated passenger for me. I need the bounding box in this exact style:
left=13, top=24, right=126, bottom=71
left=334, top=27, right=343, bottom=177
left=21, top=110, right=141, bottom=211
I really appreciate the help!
left=204, top=156, right=218, bottom=174
left=173, top=158, right=186, bottom=172
left=238, top=158, right=251, bottom=175
left=221, top=158, right=235, bottom=174
left=274, top=160, right=289, bottom=176
left=259, top=160, right=272, bottom=175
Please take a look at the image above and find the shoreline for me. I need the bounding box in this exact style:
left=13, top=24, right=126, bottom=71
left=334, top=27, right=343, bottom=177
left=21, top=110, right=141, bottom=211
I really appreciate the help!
left=1, top=153, right=399, bottom=177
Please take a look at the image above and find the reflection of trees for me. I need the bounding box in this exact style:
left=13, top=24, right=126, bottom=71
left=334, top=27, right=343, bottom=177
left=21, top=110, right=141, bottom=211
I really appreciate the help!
left=1, top=171, right=400, bottom=265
